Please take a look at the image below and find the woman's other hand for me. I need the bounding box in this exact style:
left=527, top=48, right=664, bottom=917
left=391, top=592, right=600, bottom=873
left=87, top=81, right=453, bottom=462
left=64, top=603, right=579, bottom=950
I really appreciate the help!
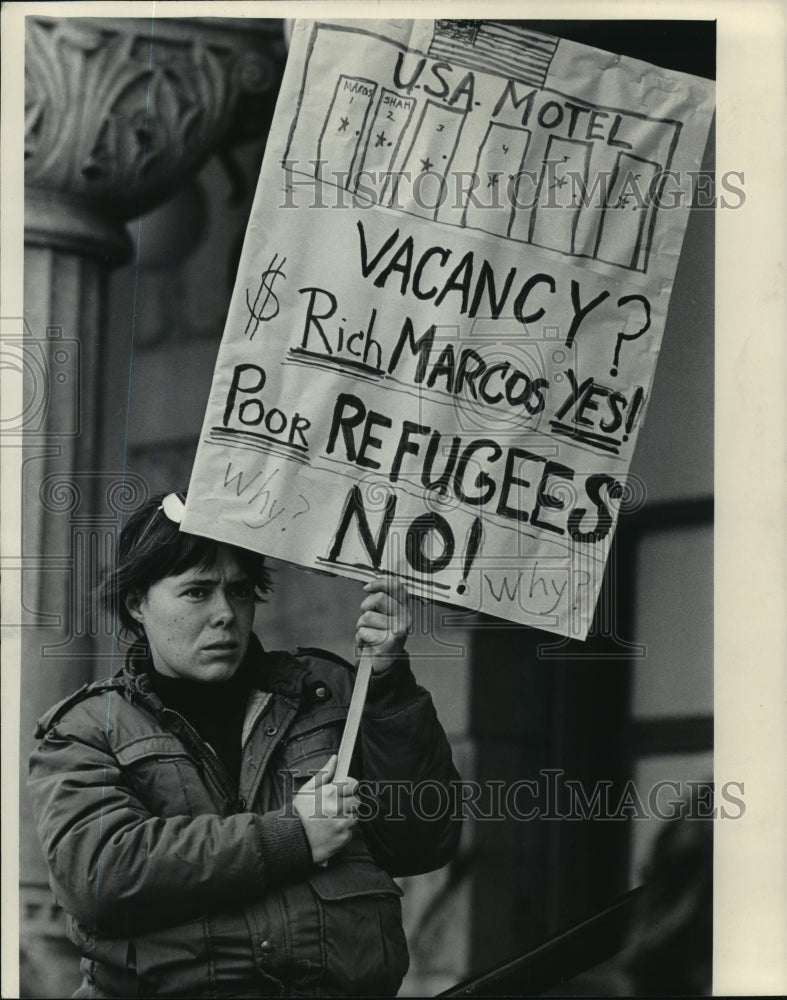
left=293, top=755, right=359, bottom=865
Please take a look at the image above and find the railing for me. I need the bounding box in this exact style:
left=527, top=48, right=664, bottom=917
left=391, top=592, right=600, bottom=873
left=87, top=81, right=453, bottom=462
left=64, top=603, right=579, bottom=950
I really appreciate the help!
left=439, top=887, right=642, bottom=997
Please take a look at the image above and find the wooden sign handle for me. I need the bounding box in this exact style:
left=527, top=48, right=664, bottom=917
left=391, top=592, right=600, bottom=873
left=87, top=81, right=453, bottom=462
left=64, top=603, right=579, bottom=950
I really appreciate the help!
left=334, top=648, right=373, bottom=781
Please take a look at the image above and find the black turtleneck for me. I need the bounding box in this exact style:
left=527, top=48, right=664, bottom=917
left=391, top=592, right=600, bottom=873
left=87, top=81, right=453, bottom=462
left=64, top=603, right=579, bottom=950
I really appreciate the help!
left=146, top=660, right=254, bottom=788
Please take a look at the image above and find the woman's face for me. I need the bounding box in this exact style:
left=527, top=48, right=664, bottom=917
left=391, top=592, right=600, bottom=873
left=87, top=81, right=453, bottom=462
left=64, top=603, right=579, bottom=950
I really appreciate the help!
left=128, top=545, right=256, bottom=683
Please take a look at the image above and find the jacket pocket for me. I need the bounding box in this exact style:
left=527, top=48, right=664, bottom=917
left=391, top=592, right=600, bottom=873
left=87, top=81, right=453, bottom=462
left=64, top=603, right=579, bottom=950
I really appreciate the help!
left=114, top=736, right=221, bottom=817
left=277, top=709, right=347, bottom=779
left=307, top=861, right=409, bottom=997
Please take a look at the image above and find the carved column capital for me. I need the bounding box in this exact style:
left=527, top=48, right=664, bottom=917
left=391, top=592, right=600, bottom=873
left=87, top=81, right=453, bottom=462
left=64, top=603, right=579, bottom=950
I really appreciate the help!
left=25, top=15, right=285, bottom=261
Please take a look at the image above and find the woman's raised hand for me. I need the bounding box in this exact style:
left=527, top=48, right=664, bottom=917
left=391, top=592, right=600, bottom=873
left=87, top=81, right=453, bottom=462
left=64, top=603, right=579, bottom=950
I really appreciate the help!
left=355, top=577, right=411, bottom=673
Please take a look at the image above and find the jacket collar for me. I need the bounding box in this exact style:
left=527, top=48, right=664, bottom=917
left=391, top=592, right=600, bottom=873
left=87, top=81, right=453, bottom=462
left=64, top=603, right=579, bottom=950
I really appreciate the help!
left=122, top=633, right=309, bottom=704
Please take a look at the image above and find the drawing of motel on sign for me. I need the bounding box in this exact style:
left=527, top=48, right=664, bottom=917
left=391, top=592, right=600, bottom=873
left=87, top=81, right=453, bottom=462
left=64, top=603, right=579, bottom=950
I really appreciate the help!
left=283, top=21, right=683, bottom=274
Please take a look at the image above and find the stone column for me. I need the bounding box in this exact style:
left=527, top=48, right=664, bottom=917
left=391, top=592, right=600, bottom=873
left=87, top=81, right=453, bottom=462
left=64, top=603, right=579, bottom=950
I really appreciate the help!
left=20, top=16, right=285, bottom=996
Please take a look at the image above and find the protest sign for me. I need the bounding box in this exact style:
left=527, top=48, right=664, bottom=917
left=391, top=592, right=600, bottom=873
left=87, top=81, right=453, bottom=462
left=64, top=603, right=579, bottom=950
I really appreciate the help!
left=183, top=18, right=715, bottom=639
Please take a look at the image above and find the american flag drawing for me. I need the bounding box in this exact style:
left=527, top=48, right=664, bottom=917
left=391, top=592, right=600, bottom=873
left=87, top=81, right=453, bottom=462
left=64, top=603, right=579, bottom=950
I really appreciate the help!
left=429, top=20, right=559, bottom=89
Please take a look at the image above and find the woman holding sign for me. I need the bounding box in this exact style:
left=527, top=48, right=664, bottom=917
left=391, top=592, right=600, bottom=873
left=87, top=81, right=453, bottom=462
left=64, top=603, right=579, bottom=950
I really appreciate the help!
left=28, top=491, right=461, bottom=998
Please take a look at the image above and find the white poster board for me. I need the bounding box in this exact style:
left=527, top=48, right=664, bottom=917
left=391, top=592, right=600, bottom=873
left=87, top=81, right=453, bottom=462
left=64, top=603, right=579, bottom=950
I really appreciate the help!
left=184, top=18, right=715, bottom=639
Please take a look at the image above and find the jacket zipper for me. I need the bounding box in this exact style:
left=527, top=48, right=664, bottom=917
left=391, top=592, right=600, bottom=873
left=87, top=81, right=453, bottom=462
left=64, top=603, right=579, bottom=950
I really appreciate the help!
left=241, top=692, right=272, bottom=755
left=243, top=698, right=300, bottom=812
left=162, top=707, right=241, bottom=810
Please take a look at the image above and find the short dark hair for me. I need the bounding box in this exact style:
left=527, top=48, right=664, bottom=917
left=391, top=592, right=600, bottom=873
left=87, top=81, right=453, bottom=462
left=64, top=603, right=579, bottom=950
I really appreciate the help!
left=102, top=491, right=274, bottom=638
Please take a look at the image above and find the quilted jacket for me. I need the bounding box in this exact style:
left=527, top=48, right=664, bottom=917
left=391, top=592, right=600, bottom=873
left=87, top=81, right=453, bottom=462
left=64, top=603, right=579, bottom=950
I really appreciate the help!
left=28, top=637, right=462, bottom=997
